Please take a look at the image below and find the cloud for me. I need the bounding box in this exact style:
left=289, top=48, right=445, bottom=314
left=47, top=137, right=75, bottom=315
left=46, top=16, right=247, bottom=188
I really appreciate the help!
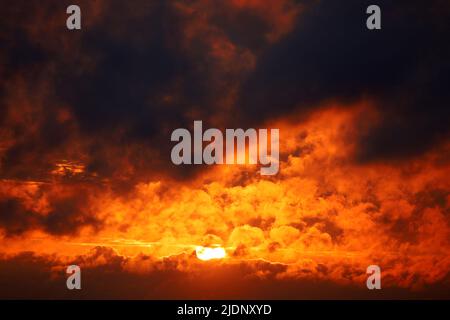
left=0, top=181, right=102, bottom=237
left=0, top=1, right=449, bottom=298
left=238, top=0, right=450, bottom=161
left=1, top=246, right=449, bottom=299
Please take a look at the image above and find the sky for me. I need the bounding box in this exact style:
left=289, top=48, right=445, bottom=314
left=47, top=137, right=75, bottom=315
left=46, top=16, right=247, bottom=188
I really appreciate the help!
left=0, top=0, right=449, bottom=299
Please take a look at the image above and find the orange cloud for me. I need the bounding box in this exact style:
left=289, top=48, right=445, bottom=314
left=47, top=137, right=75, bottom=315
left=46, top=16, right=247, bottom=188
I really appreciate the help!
left=1, top=103, right=448, bottom=297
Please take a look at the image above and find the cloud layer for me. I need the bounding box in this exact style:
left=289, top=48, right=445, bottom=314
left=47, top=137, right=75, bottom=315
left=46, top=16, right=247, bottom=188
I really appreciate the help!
left=0, top=0, right=449, bottom=298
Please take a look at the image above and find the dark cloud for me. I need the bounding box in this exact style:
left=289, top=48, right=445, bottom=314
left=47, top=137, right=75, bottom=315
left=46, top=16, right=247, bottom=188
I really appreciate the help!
left=1, top=0, right=280, bottom=182
left=0, top=2, right=184, bottom=181
left=213, top=5, right=271, bottom=51
left=57, top=2, right=187, bottom=137
left=1, top=0, right=449, bottom=184
left=239, top=0, right=450, bottom=161
left=0, top=198, right=38, bottom=235
left=0, top=187, right=101, bottom=237
left=44, top=188, right=101, bottom=235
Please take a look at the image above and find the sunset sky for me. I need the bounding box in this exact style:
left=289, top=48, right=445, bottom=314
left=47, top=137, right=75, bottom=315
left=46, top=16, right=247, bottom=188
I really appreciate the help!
left=0, top=0, right=449, bottom=299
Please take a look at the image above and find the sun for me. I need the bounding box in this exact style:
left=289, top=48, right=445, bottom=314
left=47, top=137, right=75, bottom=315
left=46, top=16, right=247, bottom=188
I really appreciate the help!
left=195, top=246, right=226, bottom=261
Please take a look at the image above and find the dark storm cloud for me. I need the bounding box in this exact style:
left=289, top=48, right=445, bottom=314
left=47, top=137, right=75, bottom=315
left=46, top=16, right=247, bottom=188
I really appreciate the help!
left=0, top=1, right=80, bottom=180
left=46, top=0, right=286, bottom=181
left=44, top=189, right=101, bottom=235
left=213, top=6, right=271, bottom=51
left=0, top=198, right=38, bottom=235
left=51, top=0, right=279, bottom=181
left=1, top=112, right=75, bottom=181
left=0, top=0, right=224, bottom=181
left=1, top=0, right=449, bottom=184
left=57, top=1, right=188, bottom=137
left=239, top=0, right=450, bottom=161
left=0, top=188, right=101, bottom=237
left=0, top=0, right=301, bottom=183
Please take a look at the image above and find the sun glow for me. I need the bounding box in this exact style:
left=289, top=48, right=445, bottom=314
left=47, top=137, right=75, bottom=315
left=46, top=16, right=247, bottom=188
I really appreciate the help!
left=195, top=246, right=226, bottom=261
